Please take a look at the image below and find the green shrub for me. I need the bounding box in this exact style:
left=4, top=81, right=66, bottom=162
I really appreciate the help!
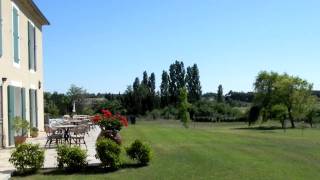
left=30, top=127, right=39, bottom=138
left=96, top=138, right=121, bottom=169
left=161, top=106, right=178, bottom=119
left=146, top=109, right=162, bottom=120
left=9, top=143, right=45, bottom=174
left=56, top=145, right=87, bottom=171
left=126, top=140, right=152, bottom=165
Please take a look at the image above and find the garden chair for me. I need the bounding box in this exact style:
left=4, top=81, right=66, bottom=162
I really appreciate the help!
left=44, top=125, right=63, bottom=148
left=70, top=126, right=87, bottom=149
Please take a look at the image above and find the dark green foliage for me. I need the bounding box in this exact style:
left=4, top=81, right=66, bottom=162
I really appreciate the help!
left=217, top=85, right=224, bottom=103
left=148, top=73, right=156, bottom=95
left=126, top=140, right=152, bottom=165
left=93, top=99, right=126, bottom=114
left=248, top=106, right=261, bottom=126
left=142, top=71, right=149, bottom=86
left=160, top=71, right=170, bottom=107
left=57, top=145, right=88, bottom=171
left=96, top=138, right=121, bottom=169
left=169, top=61, right=186, bottom=104
left=186, top=64, right=202, bottom=103
left=225, top=91, right=254, bottom=103
left=133, top=77, right=140, bottom=91
left=9, top=143, right=45, bottom=174
left=178, top=87, right=191, bottom=128
left=123, top=71, right=159, bottom=115
left=44, top=92, right=71, bottom=117
left=146, top=109, right=162, bottom=120
left=191, top=100, right=245, bottom=122
left=161, top=106, right=179, bottom=119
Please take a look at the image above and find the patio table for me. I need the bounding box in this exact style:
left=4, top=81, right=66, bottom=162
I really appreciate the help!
left=53, top=124, right=78, bottom=142
left=68, top=120, right=85, bottom=125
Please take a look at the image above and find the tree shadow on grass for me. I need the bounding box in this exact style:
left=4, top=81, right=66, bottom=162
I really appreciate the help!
left=11, top=163, right=147, bottom=177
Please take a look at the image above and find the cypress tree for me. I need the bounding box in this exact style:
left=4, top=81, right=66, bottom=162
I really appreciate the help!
left=217, top=84, right=224, bottom=103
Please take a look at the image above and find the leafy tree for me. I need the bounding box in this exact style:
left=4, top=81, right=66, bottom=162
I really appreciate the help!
left=67, top=84, right=87, bottom=114
left=44, top=92, right=71, bottom=116
left=169, top=61, right=186, bottom=104
left=254, top=71, right=279, bottom=121
left=160, top=71, right=170, bottom=107
left=254, top=71, right=316, bottom=128
left=217, top=85, right=224, bottom=103
left=178, top=87, right=191, bottom=128
left=271, top=104, right=287, bottom=128
left=273, top=74, right=315, bottom=128
left=186, top=64, right=202, bottom=103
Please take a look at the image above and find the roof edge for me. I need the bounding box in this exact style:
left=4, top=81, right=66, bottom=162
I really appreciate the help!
left=29, top=0, right=50, bottom=25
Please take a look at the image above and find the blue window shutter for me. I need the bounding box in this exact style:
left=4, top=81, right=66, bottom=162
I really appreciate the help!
left=13, top=7, right=19, bottom=63
left=35, top=90, right=38, bottom=127
left=21, top=88, right=26, bottom=135
left=7, top=86, right=15, bottom=146
left=21, top=88, right=26, bottom=120
left=29, top=89, right=37, bottom=128
left=34, top=27, right=37, bottom=71
left=28, top=22, right=34, bottom=70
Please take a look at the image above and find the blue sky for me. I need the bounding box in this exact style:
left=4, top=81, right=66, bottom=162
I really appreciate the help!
left=34, top=0, right=320, bottom=94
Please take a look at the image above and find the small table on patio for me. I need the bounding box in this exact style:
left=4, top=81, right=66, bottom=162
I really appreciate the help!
left=68, top=120, right=85, bottom=125
left=54, top=124, right=78, bottom=142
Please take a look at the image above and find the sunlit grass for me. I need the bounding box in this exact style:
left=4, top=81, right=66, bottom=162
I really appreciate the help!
left=13, top=120, right=320, bottom=180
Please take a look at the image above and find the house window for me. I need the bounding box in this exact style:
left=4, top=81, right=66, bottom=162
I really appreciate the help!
left=28, top=22, right=36, bottom=71
left=12, top=4, right=20, bottom=66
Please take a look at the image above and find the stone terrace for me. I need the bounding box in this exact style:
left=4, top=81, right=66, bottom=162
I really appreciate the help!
left=0, top=126, right=101, bottom=180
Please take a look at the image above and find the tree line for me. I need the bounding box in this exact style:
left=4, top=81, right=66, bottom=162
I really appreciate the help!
left=44, top=62, right=320, bottom=129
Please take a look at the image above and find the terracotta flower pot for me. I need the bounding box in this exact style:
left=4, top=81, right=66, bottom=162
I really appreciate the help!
left=14, top=136, right=27, bottom=146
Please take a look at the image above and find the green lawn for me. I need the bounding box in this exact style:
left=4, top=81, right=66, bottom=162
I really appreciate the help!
left=13, top=120, right=320, bottom=180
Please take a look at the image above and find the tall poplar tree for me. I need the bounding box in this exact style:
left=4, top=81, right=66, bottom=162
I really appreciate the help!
left=169, top=60, right=186, bottom=104
left=186, top=64, right=202, bottom=103
left=160, top=71, right=170, bottom=107
left=217, top=85, right=224, bottom=103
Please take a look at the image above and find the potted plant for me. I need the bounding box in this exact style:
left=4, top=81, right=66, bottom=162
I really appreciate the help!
left=13, top=117, right=30, bottom=146
left=91, top=109, right=128, bottom=145
left=30, top=127, right=39, bottom=138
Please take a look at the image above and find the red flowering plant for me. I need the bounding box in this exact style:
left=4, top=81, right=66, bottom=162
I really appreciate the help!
left=91, top=109, right=128, bottom=131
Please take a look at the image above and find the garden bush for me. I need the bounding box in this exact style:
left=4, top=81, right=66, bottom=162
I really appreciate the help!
left=56, top=145, right=88, bottom=171
left=96, top=138, right=121, bottom=169
left=161, top=106, right=178, bottom=119
left=126, top=140, right=152, bottom=165
left=146, top=109, right=162, bottom=120
left=9, top=143, right=45, bottom=174
left=30, top=127, right=39, bottom=138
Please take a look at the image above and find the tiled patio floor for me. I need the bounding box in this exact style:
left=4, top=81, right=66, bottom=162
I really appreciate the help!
left=0, top=126, right=101, bottom=180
